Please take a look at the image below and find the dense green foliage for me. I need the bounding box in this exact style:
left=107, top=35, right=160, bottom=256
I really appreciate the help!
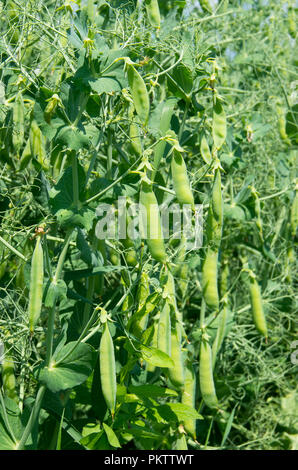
left=0, top=0, right=297, bottom=450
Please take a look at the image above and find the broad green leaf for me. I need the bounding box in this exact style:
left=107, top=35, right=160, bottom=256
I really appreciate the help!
left=140, top=345, right=174, bottom=368
left=44, top=279, right=67, bottom=308
left=0, top=398, right=31, bottom=449
left=39, top=342, right=95, bottom=393
left=156, top=403, right=202, bottom=423
left=56, top=125, right=89, bottom=151
left=82, top=422, right=101, bottom=438
left=80, top=431, right=113, bottom=450
left=168, top=63, right=193, bottom=101
left=76, top=228, right=103, bottom=267
left=103, top=423, right=121, bottom=448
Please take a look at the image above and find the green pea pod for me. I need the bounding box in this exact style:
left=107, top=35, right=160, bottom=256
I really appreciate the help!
left=19, top=137, right=32, bottom=170
left=127, top=64, right=150, bottom=126
left=248, top=272, right=268, bottom=339
left=157, top=301, right=171, bottom=356
left=220, top=259, right=229, bottom=298
left=139, top=181, right=167, bottom=263
left=145, top=0, right=161, bottom=29
left=199, top=337, right=218, bottom=409
left=136, top=271, right=150, bottom=331
left=212, top=168, right=223, bottom=225
left=202, top=247, right=219, bottom=310
left=30, top=121, right=47, bottom=169
left=12, top=92, right=24, bottom=154
left=171, top=149, right=195, bottom=210
left=181, top=360, right=196, bottom=439
left=146, top=319, right=158, bottom=373
left=129, top=116, right=142, bottom=156
left=2, top=354, right=18, bottom=403
left=212, top=98, right=226, bottom=151
left=212, top=303, right=229, bottom=369
left=174, top=430, right=188, bottom=450
left=28, top=236, right=44, bottom=333
left=290, top=182, right=297, bottom=237
left=152, top=97, right=177, bottom=180
left=167, top=321, right=185, bottom=390
left=100, top=321, right=117, bottom=416
left=200, top=134, right=212, bottom=165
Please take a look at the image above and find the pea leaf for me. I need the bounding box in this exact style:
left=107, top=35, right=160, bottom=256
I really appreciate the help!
left=140, top=345, right=174, bottom=368
left=156, top=403, right=203, bottom=423
left=44, top=279, right=67, bottom=308
left=103, top=423, right=121, bottom=448
left=168, top=63, right=193, bottom=101
left=39, top=342, right=95, bottom=393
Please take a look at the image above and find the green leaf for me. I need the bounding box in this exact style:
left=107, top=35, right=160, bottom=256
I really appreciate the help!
left=80, top=430, right=114, bottom=450
left=103, top=423, right=121, bottom=448
left=0, top=398, right=31, bottom=449
left=123, top=425, right=160, bottom=440
left=39, top=343, right=95, bottom=393
left=156, top=403, right=202, bottom=423
left=82, top=422, right=101, bottom=438
left=56, top=125, right=89, bottom=151
left=140, top=345, right=174, bottom=368
left=168, top=63, right=193, bottom=100
left=44, top=279, right=67, bottom=308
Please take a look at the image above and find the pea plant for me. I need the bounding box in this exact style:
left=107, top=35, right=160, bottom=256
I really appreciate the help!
left=0, top=0, right=297, bottom=451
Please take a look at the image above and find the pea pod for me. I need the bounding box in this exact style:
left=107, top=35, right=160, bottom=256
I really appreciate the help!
left=129, top=115, right=142, bottom=157
left=181, top=360, right=196, bottom=439
left=248, top=271, right=268, bottom=339
left=211, top=168, right=223, bottom=227
left=145, top=0, right=161, bottom=29
left=212, top=98, right=226, bottom=151
left=202, top=167, right=223, bottom=310
left=199, top=337, right=218, bottom=409
left=202, top=247, right=219, bottom=310
left=2, top=354, right=18, bottom=403
left=174, top=428, right=188, bottom=450
left=139, top=180, right=167, bottom=263
left=171, top=149, right=195, bottom=210
left=30, top=121, right=47, bottom=169
left=152, top=97, right=177, bottom=180
left=200, top=134, right=212, bottom=165
left=157, top=301, right=171, bottom=356
left=167, top=321, right=184, bottom=390
left=28, top=236, right=44, bottom=333
left=212, top=302, right=230, bottom=369
left=136, top=271, right=150, bottom=331
left=127, top=64, right=150, bottom=126
left=12, top=92, right=24, bottom=154
left=19, top=136, right=32, bottom=171
left=290, top=181, right=298, bottom=237
left=99, top=321, right=117, bottom=416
